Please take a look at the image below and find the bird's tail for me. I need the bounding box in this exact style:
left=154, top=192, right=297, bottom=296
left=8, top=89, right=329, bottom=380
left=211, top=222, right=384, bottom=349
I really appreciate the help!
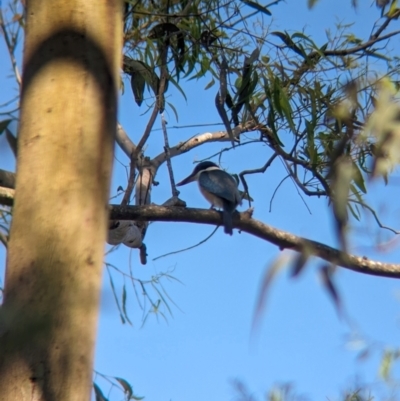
left=222, top=208, right=233, bottom=235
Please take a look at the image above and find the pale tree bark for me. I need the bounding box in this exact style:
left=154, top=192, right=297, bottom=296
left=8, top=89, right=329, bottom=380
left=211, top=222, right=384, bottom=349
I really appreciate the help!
left=0, top=1, right=122, bottom=400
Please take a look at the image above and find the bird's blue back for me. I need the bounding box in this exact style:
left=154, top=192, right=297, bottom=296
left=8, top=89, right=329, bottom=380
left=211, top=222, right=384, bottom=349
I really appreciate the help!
left=198, top=169, right=241, bottom=206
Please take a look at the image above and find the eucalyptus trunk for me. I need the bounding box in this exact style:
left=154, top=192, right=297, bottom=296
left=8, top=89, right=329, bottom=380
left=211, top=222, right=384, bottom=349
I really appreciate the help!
left=0, top=1, right=122, bottom=400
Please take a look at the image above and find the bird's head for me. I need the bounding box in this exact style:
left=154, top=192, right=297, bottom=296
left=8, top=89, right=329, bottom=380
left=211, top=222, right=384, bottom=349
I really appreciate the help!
left=176, top=161, right=220, bottom=186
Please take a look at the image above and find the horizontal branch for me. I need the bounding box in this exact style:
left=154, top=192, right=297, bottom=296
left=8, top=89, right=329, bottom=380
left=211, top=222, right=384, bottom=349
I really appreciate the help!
left=110, top=204, right=400, bottom=279
left=2, top=186, right=399, bottom=278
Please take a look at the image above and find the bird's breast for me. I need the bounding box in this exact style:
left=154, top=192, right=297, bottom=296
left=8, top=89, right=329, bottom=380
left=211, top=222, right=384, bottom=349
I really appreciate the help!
left=198, top=182, right=224, bottom=208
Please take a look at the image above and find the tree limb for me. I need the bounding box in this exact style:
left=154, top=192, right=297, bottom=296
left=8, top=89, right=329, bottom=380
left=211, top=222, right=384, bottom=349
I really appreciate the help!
left=370, top=9, right=400, bottom=40
left=116, top=123, right=136, bottom=157
left=109, top=205, right=400, bottom=279
left=2, top=186, right=398, bottom=277
left=323, top=30, right=400, bottom=56
left=151, top=125, right=249, bottom=169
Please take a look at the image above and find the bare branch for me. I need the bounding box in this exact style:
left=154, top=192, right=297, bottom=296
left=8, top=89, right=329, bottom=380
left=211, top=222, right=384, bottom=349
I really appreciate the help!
left=153, top=225, right=219, bottom=261
left=136, top=103, right=159, bottom=153
left=239, top=153, right=278, bottom=206
left=370, top=9, right=400, bottom=40
left=161, top=113, right=179, bottom=197
left=109, top=204, right=400, bottom=279
left=283, top=159, right=327, bottom=197
left=121, top=157, right=136, bottom=206
left=349, top=199, right=400, bottom=235
left=2, top=185, right=399, bottom=277
left=116, top=123, right=136, bottom=157
left=323, top=30, right=400, bottom=56
left=152, top=125, right=249, bottom=169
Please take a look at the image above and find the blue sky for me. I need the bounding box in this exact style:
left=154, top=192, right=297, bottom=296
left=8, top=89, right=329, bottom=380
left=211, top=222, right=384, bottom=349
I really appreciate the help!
left=1, top=1, right=400, bottom=401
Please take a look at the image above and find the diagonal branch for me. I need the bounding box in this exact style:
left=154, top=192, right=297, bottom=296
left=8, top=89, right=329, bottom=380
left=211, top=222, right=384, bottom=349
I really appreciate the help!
left=116, top=123, right=136, bottom=157
left=151, top=124, right=250, bottom=169
left=323, top=30, right=400, bottom=56
left=109, top=204, right=400, bottom=279
left=161, top=113, right=179, bottom=197
left=370, top=9, right=400, bottom=40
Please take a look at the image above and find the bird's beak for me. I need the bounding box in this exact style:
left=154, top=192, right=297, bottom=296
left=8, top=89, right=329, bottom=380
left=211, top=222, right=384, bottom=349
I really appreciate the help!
left=176, top=172, right=196, bottom=186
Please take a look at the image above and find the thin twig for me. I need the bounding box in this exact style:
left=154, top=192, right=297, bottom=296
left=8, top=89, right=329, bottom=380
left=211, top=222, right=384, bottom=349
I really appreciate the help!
left=151, top=122, right=224, bottom=131
left=136, top=103, right=159, bottom=152
left=282, top=159, right=326, bottom=197
left=282, top=159, right=312, bottom=215
left=153, top=226, right=219, bottom=261
left=269, top=174, right=290, bottom=212
left=120, top=158, right=136, bottom=206
left=0, top=9, right=22, bottom=86
left=239, top=153, right=278, bottom=207
left=349, top=199, right=400, bottom=235
left=161, top=113, right=179, bottom=197
left=370, top=9, right=400, bottom=40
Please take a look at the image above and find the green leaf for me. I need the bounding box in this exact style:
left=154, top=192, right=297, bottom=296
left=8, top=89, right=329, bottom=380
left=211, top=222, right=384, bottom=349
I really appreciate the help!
left=204, top=78, right=215, bottom=90
left=279, top=88, right=296, bottom=133
left=106, top=266, right=125, bottom=324
left=320, top=265, right=342, bottom=316
left=0, top=119, right=11, bottom=135
left=266, top=108, right=284, bottom=146
left=347, top=202, right=360, bottom=221
left=380, top=350, right=394, bottom=381
left=115, top=377, right=133, bottom=400
left=349, top=184, right=364, bottom=204
left=123, top=57, right=160, bottom=99
left=290, top=250, right=310, bottom=277
left=241, top=0, right=272, bottom=15
left=291, top=31, right=315, bottom=44
left=388, top=1, right=399, bottom=17
left=130, top=73, right=145, bottom=106
left=272, top=79, right=283, bottom=116
left=271, top=31, right=305, bottom=57
left=364, top=51, right=391, bottom=61
left=168, top=75, right=187, bottom=101
left=308, top=0, right=320, bottom=8
left=121, top=285, right=132, bottom=325
left=352, top=162, right=367, bottom=194
left=305, top=120, right=317, bottom=165
left=166, top=101, right=179, bottom=122
left=93, top=383, right=109, bottom=401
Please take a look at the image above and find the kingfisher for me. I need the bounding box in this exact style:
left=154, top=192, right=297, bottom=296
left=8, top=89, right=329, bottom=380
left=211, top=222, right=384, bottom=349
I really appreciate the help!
left=177, top=161, right=242, bottom=235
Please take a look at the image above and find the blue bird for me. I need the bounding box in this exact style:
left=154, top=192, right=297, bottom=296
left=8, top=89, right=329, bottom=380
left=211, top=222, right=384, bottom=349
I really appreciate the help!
left=177, top=161, right=242, bottom=235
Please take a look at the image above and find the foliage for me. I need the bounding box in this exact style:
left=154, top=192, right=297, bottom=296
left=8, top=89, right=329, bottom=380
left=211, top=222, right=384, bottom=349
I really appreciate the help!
left=2, top=0, right=400, bottom=399
left=2, top=0, right=400, bottom=238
